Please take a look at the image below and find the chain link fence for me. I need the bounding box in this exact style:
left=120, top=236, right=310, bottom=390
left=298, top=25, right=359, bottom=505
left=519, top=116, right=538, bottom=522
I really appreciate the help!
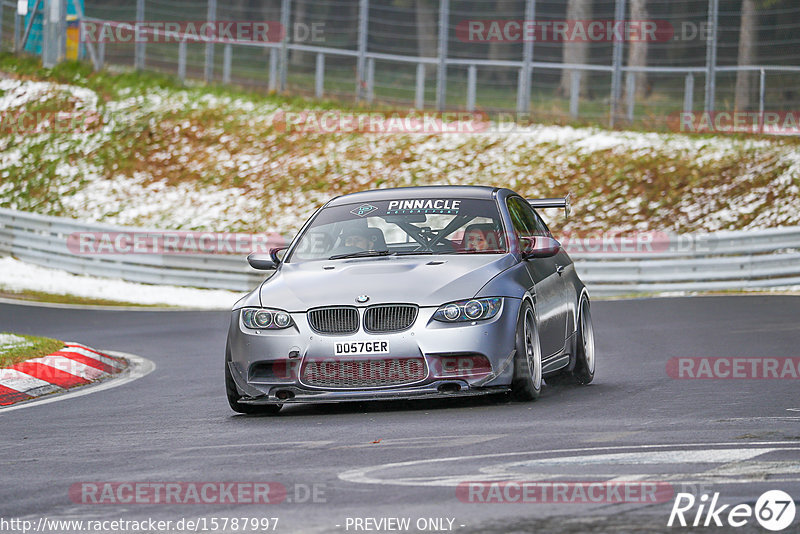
left=1, top=0, right=800, bottom=129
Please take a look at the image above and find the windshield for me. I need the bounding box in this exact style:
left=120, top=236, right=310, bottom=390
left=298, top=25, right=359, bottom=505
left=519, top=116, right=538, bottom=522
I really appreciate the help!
left=287, top=198, right=507, bottom=262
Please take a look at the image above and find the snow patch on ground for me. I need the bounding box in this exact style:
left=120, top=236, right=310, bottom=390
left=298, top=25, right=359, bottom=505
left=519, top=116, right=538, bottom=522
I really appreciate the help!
left=0, top=333, right=33, bottom=354
left=0, top=257, right=243, bottom=309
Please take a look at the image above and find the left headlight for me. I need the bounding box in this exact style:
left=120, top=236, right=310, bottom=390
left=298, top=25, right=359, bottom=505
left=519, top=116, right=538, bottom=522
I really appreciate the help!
left=241, top=308, right=294, bottom=330
left=433, top=298, right=502, bottom=323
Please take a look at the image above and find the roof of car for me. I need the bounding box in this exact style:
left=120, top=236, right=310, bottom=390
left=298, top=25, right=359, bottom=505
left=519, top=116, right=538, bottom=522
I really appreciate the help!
left=327, top=186, right=502, bottom=206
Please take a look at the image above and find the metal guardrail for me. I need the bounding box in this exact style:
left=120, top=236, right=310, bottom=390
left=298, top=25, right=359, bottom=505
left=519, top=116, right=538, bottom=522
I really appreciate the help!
left=1, top=208, right=799, bottom=296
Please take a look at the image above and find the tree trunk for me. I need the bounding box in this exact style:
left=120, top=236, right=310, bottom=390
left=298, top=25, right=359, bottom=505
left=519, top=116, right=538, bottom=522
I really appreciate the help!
left=488, top=0, right=519, bottom=82
left=734, top=0, right=757, bottom=111
left=416, top=0, right=438, bottom=75
left=558, top=0, right=592, bottom=97
left=290, top=0, right=307, bottom=66
left=627, top=0, right=649, bottom=99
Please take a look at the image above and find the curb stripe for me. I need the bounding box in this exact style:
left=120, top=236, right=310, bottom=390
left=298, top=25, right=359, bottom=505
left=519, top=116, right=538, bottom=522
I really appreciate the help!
left=0, top=385, right=33, bottom=406
left=9, top=362, right=89, bottom=388
left=53, top=351, right=115, bottom=374
left=24, top=356, right=106, bottom=381
left=62, top=346, right=124, bottom=369
left=0, top=368, right=54, bottom=391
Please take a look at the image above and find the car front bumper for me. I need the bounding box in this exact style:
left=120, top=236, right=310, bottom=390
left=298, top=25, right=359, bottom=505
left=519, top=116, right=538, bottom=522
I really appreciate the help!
left=226, top=299, right=522, bottom=404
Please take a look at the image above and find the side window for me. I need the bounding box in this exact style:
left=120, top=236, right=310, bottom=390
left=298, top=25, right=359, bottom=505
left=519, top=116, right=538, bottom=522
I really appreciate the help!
left=507, top=197, right=548, bottom=238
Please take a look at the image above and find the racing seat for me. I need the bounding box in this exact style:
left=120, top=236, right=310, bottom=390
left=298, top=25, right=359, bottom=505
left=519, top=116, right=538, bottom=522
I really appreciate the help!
left=366, top=227, right=387, bottom=251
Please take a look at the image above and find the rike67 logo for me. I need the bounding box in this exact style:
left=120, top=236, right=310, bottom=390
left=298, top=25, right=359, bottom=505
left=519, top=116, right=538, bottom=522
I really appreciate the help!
left=668, top=490, right=796, bottom=531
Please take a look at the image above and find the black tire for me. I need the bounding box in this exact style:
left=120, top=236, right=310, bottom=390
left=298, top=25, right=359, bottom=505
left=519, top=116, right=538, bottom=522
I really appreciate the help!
left=547, top=296, right=595, bottom=386
left=225, top=347, right=282, bottom=415
left=511, top=301, right=542, bottom=401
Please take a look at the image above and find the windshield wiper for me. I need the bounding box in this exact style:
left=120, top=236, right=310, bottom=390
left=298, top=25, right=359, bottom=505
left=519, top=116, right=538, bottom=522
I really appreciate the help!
left=328, top=250, right=395, bottom=260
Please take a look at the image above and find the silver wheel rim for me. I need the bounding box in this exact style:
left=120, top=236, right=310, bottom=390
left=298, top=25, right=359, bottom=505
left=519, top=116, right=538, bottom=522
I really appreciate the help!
left=523, top=309, right=542, bottom=390
left=581, top=300, right=595, bottom=374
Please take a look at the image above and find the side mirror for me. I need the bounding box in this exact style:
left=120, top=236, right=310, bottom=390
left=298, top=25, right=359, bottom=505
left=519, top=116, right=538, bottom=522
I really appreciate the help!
left=247, top=253, right=276, bottom=270
left=520, top=236, right=561, bottom=259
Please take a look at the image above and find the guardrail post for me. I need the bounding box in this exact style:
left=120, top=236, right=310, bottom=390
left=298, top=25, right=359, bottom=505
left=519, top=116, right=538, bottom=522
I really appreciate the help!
left=205, top=0, right=217, bottom=83
left=222, top=43, right=232, bottom=84
left=269, top=47, right=278, bottom=91
left=366, top=57, right=375, bottom=103
left=517, top=0, right=535, bottom=114
left=135, top=0, right=145, bottom=70
left=466, top=65, right=477, bottom=112
left=569, top=70, right=581, bottom=119
left=279, top=0, right=290, bottom=92
left=609, top=0, right=626, bottom=127
left=626, top=72, right=635, bottom=122
left=178, top=40, right=186, bottom=82
left=356, top=0, right=369, bottom=101
left=704, top=0, right=719, bottom=112
left=683, top=73, right=694, bottom=113
left=758, top=68, right=765, bottom=133
left=315, top=52, right=325, bottom=98
left=415, top=63, right=425, bottom=109
left=435, top=0, right=449, bottom=111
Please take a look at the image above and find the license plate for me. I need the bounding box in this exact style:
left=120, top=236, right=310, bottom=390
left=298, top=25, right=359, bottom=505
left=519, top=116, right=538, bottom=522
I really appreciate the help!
left=334, top=340, right=390, bottom=356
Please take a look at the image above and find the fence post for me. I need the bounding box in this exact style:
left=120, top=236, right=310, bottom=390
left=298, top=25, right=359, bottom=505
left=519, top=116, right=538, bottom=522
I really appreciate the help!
left=415, top=63, right=425, bottom=109
left=98, top=23, right=107, bottom=69
left=0, top=2, right=4, bottom=50
left=356, top=0, right=369, bottom=102
left=758, top=68, right=765, bottom=134
left=517, top=0, right=535, bottom=114
left=14, top=8, right=21, bottom=52
left=609, top=0, right=626, bottom=128
left=683, top=73, right=694, bottom=113
left=269, top=48, right=278, bottom=91
left=466, top=65, right=477, bottom=112
left=704, top=0, right=718, bottom=112
left=569, top=70, right=581, bottom=119
left=315, top=52, right=325, bottom=98
left=223, top=43, right=232, bottom=84
left=279, top=0, right=290, bottom=92
left=42, top=0, right=67, bottom=68
left=178, top=40, right=187, bottom=82
left=68, top=0, right=100, bottom=70
left=366, top=57, right=375, bottom=103
left=135, top=0, right=145, bottom=70
left=435, top=0, right=450, bottom=111
left=205, top=0, right=217, bottom=83
left=626, top=72, right=635, bottom=122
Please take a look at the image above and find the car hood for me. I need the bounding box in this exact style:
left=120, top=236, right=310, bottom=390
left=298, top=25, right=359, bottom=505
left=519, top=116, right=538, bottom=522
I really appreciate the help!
left=259, top=254, right=517, bottom=310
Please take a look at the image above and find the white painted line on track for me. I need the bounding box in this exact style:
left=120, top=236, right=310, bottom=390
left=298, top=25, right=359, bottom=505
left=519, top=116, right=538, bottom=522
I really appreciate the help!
left=0, top=351, right=155, bottom=414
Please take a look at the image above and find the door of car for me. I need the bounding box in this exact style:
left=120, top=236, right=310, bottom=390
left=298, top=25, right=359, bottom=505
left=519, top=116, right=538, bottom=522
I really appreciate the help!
left=506, top=196, right=568, bottom=358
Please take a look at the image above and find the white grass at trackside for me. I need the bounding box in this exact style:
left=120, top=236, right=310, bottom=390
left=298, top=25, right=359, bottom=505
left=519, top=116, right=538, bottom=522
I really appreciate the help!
left=0, top=257, right=244, bottom=309
left=0, top=333, right=33, bottom=354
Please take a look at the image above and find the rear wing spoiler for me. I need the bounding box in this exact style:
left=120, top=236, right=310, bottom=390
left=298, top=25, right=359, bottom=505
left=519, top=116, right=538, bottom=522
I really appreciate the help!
left=527, top=195, right=571, bottom=219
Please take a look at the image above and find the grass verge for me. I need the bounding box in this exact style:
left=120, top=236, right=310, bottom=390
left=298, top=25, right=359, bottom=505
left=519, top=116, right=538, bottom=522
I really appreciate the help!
left=0, top=332, right=64, bottom=368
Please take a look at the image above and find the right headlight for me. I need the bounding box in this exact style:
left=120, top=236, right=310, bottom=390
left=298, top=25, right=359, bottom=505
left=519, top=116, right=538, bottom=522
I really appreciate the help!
left=241, top=308, right=294, bottom=330
left=433, top=298, right=502, bottom=323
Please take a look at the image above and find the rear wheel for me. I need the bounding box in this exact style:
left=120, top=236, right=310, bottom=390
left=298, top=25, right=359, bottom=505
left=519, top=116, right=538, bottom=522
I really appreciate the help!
left=511, top=302, right=542, bottom=401
left=226, top=347, right=282, bottom=415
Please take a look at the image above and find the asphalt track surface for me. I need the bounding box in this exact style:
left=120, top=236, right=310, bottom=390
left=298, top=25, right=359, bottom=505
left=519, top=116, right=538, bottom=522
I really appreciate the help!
left=1, top=296, right=799, bottom=534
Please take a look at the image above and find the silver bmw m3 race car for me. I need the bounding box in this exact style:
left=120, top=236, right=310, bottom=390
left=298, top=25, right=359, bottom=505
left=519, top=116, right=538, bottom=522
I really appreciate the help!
left=225, top=186, right=595, bottom=414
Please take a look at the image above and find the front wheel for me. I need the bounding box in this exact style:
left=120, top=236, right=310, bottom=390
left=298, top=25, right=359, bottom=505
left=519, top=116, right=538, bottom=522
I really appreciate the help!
left=226, top=348, right=282, bottom=415
left=511, top=301, right=542, bottom=401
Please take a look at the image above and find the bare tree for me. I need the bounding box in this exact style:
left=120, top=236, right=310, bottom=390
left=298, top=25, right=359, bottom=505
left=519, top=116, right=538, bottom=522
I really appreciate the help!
left=558, top=0, right=593, bottom=96
left=734, top=0, right=757, bottom=111
left=627, top=0, right=649, bottom=99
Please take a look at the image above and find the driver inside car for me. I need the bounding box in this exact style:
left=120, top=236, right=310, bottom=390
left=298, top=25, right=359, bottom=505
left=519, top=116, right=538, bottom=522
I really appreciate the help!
left=341, top=228, right=374, bottom=251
